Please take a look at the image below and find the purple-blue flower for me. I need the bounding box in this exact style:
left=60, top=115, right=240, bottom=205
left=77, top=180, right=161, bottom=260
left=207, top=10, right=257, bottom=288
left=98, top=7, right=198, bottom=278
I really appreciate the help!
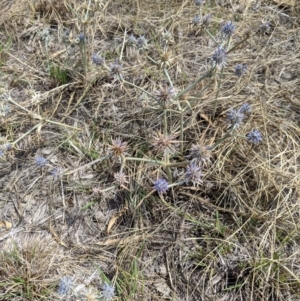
left=234, top=64, right=247, bottom=77
left=195, top=0, right=204, bottom=6
left=227, top=107, right=245, bottom=128
left=185, top=163, right=203, bottom=185
left=221, top=21, right=235, bottom=38
left=153, top=178, right=169, bottom=194
left=246, top=129, right=262, bottom=144
left=127, top=34, right=137, bottom=46
left=78, top=33, right=85, bottom=43
left=110, top=59, right=123, bottom=76
left=102, top=282, right=115, bottom=300
left=4, top=143, right=12, bottom=150
left=137, top=36, right=148, bottom=49
left=92, top=53, right=104, bottom=66
left=57, top=277, right=73, bottom=295
left=193, top=15, right=200, bottom=26
left=35, top=155, right=47, bottom=167
left=50, top=167, right=64, bottom=178
left=239, top=103, right=251, bottom=114
left=212, top=46, right=227, bottom=69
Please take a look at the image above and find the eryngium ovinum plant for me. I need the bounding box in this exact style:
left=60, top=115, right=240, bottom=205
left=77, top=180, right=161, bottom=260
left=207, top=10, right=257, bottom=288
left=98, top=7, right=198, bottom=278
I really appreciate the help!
left=86, top=18, right=261, bottom=198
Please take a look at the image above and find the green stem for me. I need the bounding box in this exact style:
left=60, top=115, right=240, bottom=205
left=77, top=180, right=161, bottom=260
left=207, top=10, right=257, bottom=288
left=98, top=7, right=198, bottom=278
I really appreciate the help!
left=122, top=79, right=157, bottom=101
left=205, top=28, right=219, bottom=44
left=175, top=67, right=215, bottom=101
left=208, top=125, right=235, bottom=150
left=212, top=37, right=231, bottom=119
left=8, top=98, right=81, bottom=130
left=124, top=156, right=189, bottom=168
left=83, top=25, right=87, bottom=76
left=226, top=35, right=250, bottom=54
left=66, top=155, right=111, bottom=175
left=12, top=123, right=41, bottom=146
left=165, top=148, right=172, bottom=182
left=124, top=157, right=165, bottom=165
left=163, top=109, right=167, bottom=136
left=180, top=111, right=184, bottom=153
left=212, top=65, right=224, bottom=119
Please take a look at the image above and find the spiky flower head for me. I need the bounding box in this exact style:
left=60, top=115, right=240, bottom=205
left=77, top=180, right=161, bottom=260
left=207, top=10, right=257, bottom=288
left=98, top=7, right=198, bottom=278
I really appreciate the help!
left=234, top=64, right=247, bottom=77
left=239, top=103, right=251, bottom=114
left=195, top=0, right=204, bottom=6
left=212, top=46, right=227, bottom=69
left=153, top=178, right=169, bottom=194
left=57, top=277, right=73, bottom=295
left=0, top=103, right=10, bottom=117
left=227, top=107, right=245, bottom=128
left=2, top=143, right=12, bottom=150
left=221, top=21, right=235, bottom=38
left=259, top=20, right=271, bottom=34
left=246, top=129, right=262, bottom=144
left=155, top=85, right=175, bottom=106
left=35, top=155, right=47, bottom=167
left=50, top=167, right=64, bottom=179
left=92, top=53, right=105, bottom=66
left=188, top=144, right=212, bottom=166
left=78, top=33, right=85, bottom=44
left=114, top=171, right=128, bottom=186
left=110, top=58, right=123, bottom=77
left=101, top=282, right=115, bottom=300
left=185, top=163, right=203, bottom=185
left=158, top=49, right=175, bottom=68
left=151, top=131, right=178, bottom=154
left=127, top=34, right=138, bottom=47
left=192, top=15, right=200, bottom=26
left=137, top=35, right=148, bottom=50
left=0, top=150, right=3, bottom=158
left=108, top=138, right=129, bottom=157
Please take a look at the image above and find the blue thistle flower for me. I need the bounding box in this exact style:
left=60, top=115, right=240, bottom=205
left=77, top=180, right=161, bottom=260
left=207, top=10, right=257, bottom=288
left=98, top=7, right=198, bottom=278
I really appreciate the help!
left=137, top=36, right=148, bottom=49
left=35, top=155, right=47, bottom=167
left=0, top=150, right=3, bottom=158
left=246, top=129, right=262, bottom=144
left=64, top=29, right=70, bottom=37
left=259, top=20, right=271, bottom=34
left=234, top=64, right=247, bottom=77
left=212, top=46, right=227, bottom=69
left=92, top=53, right=104, bottom=66
left=155, top=85, right=175, bottom=104
left=188, top=144, right=212, bottom=167
left=102, top=282, right=115, bottom=300
left=192, top=15, right=200, bottom=26
left=221, top=21, right=235, bottom=38
left=4, top=143, right=12, bottom=150
left=57, top=277, right=73, bottom=295
left=227, top=107, right=245, bottom=128
left=50, top=167, right=63, bottom=179
left=0, top=103, right=10, bottom=116
left=110, top=59, right=123, bottom=77
left=185, top=163, right=203, bottom=185
left=195, top=0, right=204, bottom=6
left=239, top=103, right=251, bottom=114
left=127, top=34, right=137, bottom=47
left=78, top=33, right=85, bottom=43
left=153, top=178, right=169, bottom=194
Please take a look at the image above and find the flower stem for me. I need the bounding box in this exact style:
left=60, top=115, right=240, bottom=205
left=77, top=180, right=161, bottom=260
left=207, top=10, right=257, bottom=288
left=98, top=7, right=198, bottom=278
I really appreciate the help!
left=175, top=67, right=215, bottom=101
left=212, top=65, right=224, bottom=119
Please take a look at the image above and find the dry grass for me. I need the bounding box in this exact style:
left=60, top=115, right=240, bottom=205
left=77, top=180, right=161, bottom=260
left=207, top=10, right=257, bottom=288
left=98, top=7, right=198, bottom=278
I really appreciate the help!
left=0, top=0, right=300, bottom=300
